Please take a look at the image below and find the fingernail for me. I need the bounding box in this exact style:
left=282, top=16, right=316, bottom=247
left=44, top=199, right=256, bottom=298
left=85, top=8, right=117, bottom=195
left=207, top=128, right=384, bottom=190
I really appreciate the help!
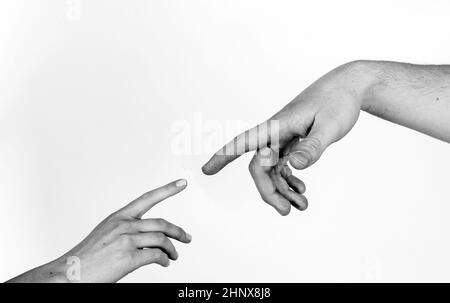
left=186, top=233, right=192, bottom=242
left=258, top=147, right=277, bottom=167
left=289, top=152, right=309, bottom=168
left=176, top=179, right=187, bottom=187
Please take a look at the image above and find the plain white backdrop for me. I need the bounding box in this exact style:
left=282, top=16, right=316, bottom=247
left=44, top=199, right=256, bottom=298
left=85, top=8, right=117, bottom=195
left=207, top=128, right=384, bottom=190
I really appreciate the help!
left=0, top=0, right=449, bottom=282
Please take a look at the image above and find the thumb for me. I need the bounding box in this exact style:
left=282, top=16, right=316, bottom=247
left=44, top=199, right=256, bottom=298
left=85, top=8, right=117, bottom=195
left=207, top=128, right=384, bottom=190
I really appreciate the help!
left=288, top=120, right=337, bottom=170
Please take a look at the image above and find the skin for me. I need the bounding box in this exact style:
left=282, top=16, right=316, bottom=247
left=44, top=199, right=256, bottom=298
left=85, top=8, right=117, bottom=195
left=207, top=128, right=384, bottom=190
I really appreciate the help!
left=202, top=60, right=450, bottom=215
left=7, top=179, right=192, bottom=283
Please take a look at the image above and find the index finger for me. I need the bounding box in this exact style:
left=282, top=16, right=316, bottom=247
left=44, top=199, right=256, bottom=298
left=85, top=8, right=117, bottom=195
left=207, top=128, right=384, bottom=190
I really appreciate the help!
left=201, top=120, right=280, bottom=175
left=119, top=179, right=187, bottom=218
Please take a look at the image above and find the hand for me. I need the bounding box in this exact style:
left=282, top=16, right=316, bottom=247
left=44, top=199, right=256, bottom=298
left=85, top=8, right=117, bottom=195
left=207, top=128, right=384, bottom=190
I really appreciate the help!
left=7, top=179, right=192, bottom=283
left=202, top=61, right=375, bottom=215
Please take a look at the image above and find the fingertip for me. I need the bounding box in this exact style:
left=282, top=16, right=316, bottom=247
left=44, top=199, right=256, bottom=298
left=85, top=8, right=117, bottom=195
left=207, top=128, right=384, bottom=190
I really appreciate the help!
left=288, top=152, right=309, bottom=170
left=286, top=175, right=306, bottom=194
left=201, top=163, right=216, bottom=175
left=185, top=233, right=192, bottom=242
left=172, top=251, right=179, bottom=261
left=274, top=201, right=291, bottom=216
left=202, top=154, right=239, bottom=175
left=293, top=196, right=308, bottom=211
left=201, top=156, right=221, bottom=175
left=277, top=206, right=291, bottom=216
left=175, top=178, right=187, bottom=188
left=301, top=197, right=309, bottom=211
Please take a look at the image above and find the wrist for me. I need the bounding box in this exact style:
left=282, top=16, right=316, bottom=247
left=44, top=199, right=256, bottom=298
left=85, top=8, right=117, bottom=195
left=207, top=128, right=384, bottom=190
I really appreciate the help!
left=337, top=60, right=384, bottom=111
left=39, top=257, right=71, bottom=283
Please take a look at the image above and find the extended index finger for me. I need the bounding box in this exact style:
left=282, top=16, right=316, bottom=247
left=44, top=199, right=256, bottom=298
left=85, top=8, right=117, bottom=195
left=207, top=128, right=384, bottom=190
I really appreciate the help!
left=201, top=120, right=280, bottom=175
left=119, top=179, right=187, bottom=218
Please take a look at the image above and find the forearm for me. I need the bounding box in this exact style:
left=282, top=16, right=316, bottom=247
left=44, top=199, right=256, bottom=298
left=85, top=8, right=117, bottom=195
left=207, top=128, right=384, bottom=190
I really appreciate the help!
left=357, top=60, right=450, bottom=142
left=6, top=257, right=69, bottom=283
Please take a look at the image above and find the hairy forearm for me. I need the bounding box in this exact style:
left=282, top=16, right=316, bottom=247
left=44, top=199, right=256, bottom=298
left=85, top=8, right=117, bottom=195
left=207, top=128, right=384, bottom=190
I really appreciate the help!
left=355, top=60, right=450, bottom=142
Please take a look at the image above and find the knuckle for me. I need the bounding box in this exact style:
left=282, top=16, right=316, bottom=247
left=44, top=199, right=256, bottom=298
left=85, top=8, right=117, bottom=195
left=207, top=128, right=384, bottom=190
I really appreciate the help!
left=155, top=218, right=168, bottom=228
left=106, top=212, right=118, bottom=220
left=260, top=195, right=270, bottom=204
left=106, top=219, right=122, bottom=232
left=152, top=248, right=164, bottom=259
left=163, top=184, right=175, bottom=194
left=117, top=234, right=133, bottom=247
left=248, top=157, right=258, bottom=172
left=153, top=232, right=165, bottom=242
left=160, top=252, right=169, bottom=263
left=248, top=161, right=254, bottom=171
left=119, top=220, right=133, bottom=231
left=106, top=211, right=124, bottom=223
left=174, top=227, right=184, bottom=238
left=139, top=190, right=152, bottom=200
left=161, top=236, right=170, bottom=246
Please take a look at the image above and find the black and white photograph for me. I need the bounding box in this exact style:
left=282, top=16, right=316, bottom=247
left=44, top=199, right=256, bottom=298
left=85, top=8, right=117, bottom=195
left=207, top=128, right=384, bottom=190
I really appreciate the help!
left=1, top=0, right=449, bottom=293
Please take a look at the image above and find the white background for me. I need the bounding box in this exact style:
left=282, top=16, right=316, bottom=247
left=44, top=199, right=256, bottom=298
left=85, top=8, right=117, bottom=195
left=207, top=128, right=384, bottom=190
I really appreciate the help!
left=1, top=0, right=449, bottom=282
